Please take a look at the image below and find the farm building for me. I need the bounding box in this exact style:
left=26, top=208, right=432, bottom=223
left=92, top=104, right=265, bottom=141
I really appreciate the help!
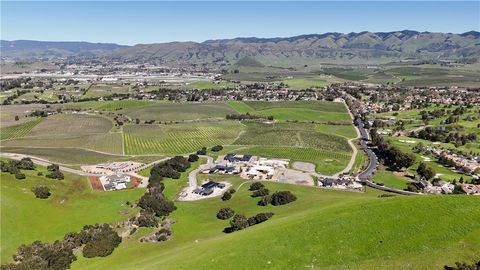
left=193, top=181, right=225, bottom=196
left=100, top=172, right=131, bottom=191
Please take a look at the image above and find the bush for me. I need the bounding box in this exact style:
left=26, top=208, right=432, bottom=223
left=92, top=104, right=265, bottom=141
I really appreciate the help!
left=221, top=191, right=232, bottom=201
left=249, top=182, right=265, bottom=191
left=188, top=154, right=199, bottom=162
left=251, top=188, right=269, bottom=198
left=217, top=207, right=235, bottom=220
left=15, top=173, right=26, bottom=180
left=196, top=147, right=207, bottom=155
left=229, top=188, right=236, bottom=194
left=32, top=185, right=51, bottom=199
left=80, top=224, right=122, bottom=258
left=3, top=240, right=76, bottom=270
left=229, top=214, right=249, bottom=232
left=135, top=210, right=159, bottom=228
left=37, top=172, right=43, bottom=176
left=138, top=192, right=176, bottom=217
left=211, top=145, right=223, bottom=152
left=46, top=170, right=64, bottom=180
left=248, top=212, right=274, bottom=226
left=271, top=191, right=297, bottom=206
left=258, top=195, right=272, bottom=206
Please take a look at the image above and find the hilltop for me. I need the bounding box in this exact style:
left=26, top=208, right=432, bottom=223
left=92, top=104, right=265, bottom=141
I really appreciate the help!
left=2, top=30, right=479, bottom=65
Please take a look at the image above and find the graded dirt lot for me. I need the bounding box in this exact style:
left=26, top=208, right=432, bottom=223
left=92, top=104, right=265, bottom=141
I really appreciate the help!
left=292, top=161, right=316, bottom=173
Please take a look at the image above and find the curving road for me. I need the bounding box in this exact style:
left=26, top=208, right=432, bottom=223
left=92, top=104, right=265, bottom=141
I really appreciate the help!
left=355, top=118, right=378, bottom=181
left=188, top=155, right=214, bottom=188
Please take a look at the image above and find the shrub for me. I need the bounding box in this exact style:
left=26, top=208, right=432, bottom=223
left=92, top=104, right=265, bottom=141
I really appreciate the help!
left=251, top=188, right=269, bottom=198
left=3, top=240, right=76, bottom=270
left=188, top=154, right=199, bottom=162
left=211, top=145, right=223, bottom=152
left=258, top=195, right=272, bottom=206
left=271, top=191, right=297, bottom=206
left=37, top=172, right=43, bottom=176
left=46, top=170, right=64, bottom=180
left=138, top=192, right=176, bottom=217
left=32, top=185, right=51, bottom=199
left=229, top=214, right=249, bottom=232
left=221, top=191, right=232, bottom=201
left=81, top=224, right=122, bottom=258
left=248, top=212, right=274, bottom=226
left=229, top=188, right=236, bottom=194
left=135, top=210, right=159, bottom=228
left=15, top=173, right=26, bottom=180
left=217, top=207, right=235, bottom=220
left=196, top=147, right=207, bottom=155
left=249, top=182, right=265, bottom=191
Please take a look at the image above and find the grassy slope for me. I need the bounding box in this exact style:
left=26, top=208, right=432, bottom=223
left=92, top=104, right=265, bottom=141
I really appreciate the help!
left=71, top=174, right=480, bottom=270
left=370, top=167, right=412, bottom=189
left=0, top=167, right=144, bottom=263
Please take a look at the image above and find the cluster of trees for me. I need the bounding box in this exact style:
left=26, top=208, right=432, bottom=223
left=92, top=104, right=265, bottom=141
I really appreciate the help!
left=258, top=191, right=297, bottom=206
left=188, top=154, right=199, bottom=162
left=138, top=184, right=176, bottom=218
left=150, top=156, right=191, bottom=180
left=221, top=188, right=236, bottom=201
left=211, top=145, right=223, bottom=152
left=443, top=260, right=480, bottom=270
left=3, top=223, right=121, bottom=270
left=31, top=185, right=51, bottom=199
left=46, top=164, right=64, bottom=180
left=249, top=182, right=269, bottom=197
left=1, top=158, right=35, bottom=180
left=226, top=113, right=273, bottom=121
left=225, top=212, right=274, bottom=233
left=412, top=127, right=477, bottom=147
left=370, top=129, right=416, bottom=170
left=416, top=162, right=436, bottom=180
left=217, top=207, right=235, bottom=220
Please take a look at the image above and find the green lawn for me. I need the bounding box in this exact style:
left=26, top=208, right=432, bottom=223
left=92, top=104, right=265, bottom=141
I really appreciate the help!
left=370, top=167, right=412, bottom=190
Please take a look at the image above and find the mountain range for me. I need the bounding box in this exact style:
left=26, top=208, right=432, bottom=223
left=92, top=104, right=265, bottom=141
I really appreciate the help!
left=2, top=30, right=479, bottom=65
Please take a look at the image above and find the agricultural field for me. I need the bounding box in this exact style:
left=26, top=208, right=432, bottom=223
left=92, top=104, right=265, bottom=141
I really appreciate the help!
left=123, top=121, right=243, bottom=155
left=0, top=118, right=43, bottom=140
left=69, top=170, right=480, bottom=270
left=121, top=102, right=237, bottom=122
left=1, top=114, right=123, bottom=154
left=384, top=66, right=480, bottom=87
left=280, top=77, right=330, bottom=89
left=184, top=81, right=239, bottom=90
left=83, top=83, right=131, bottom=99
left=228, top=100, right=352, bottom=123
left=234, top=122, right=351, bottom=153
left=62, top=100, right=156, bottom=111
left=0, top=104, right=47, bottom=127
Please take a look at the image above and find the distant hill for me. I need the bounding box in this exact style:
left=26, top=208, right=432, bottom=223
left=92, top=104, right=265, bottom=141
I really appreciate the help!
left=2, top=31, right=479, bottom=65
left=0, top=40, right=128, bottom=58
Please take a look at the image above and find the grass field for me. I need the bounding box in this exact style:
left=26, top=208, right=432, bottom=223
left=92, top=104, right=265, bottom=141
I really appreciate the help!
left=123, top=121, right=243, bottom=155
left=317, top=123, right=357, bottom=139
left=0, top=118, right=43, bottom=140
left=0, top=147, right=131, bottom=166
left=237, top=146, right=350, bottom=175
left=0, top=167, right=145, bottom=263
left=281, top=77, right=330, bottom=89
left=121, top=102, right=237, bottom=122
left=228, top=100, right=351, bottom=122
left=185, top=81, right=239, bottom=90
left=370, top=167, right=413, bottom=190
left=70, top=172, right=480, bottom=270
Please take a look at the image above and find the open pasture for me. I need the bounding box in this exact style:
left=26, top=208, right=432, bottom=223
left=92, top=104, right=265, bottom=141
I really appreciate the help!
left=121, top=102, right=237, bottom=122
left=70, top=170, right=480, bottom=270
left=0, top=104, right=47, bottom=128
left=123, top=121, right=243, bottom=155
left=1, top=167, right=144, bottom=263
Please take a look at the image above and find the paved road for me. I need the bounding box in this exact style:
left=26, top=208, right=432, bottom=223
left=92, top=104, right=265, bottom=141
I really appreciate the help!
left=355, top=118, right=379, bottom=181
left=188, top=155, right=214, bottom=188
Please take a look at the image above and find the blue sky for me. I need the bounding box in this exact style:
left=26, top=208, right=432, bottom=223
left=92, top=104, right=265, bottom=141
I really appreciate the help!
left=1, top=1, right=479, bottom=45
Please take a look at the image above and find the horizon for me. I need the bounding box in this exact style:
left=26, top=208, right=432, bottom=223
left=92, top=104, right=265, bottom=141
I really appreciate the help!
left=1, top=1, right=479, bottom=45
